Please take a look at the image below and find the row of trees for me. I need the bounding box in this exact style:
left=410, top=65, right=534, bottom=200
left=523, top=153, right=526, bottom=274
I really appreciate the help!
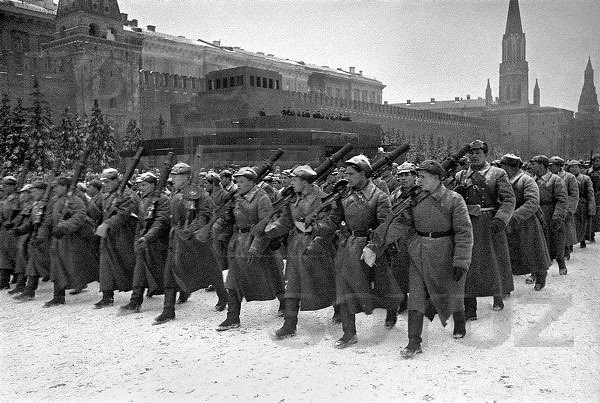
left=0, top=81, right=143, bottom=175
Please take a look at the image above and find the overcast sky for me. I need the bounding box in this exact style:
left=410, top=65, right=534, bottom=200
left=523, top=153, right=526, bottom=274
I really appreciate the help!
left=119, top=0, right=600, bottom=112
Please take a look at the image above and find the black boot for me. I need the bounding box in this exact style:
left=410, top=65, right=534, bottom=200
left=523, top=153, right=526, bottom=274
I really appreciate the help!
left=464, top=297, right=477, bottom=321
left=275, top=298, right=299, bottom=339
left=0, top=269, right=11, bottom=290
left=277, top=293, right=286, bottom=317
left=334, top=304, right=357, bottom=349
left=398, top=293, right=408, bottom=314
left=43, top=287, right=66, bottom=308
left=385, top=309, right=398, bottom=329
left=401, top=310, right=424, bottom=358
left=558, top=260, right=567, bottom=275
left=214, top=277, right=228, bottom=311
left=7, top=273, right=26, bottom=295
left=216, top=289, right=241, bottom=331
left=15, top=276, right=38, bottom=301
left=154, top=288, right=176, bottom=325
left=534, top=271, right=547, bottom=291
left=94, top=291, right=114, bottom=309
left=580, top=240, right=587, bottom=248
left=331, top=304, right=341, bottom=324
left=492, top=295, right=504, bottom=311
left=525, top=274, right=536, bottom=284
left=177, top=290, right=189, bottom=304
left=120, top=288, right=143, bottom=314
left=452, top=310, right=466, bottom=339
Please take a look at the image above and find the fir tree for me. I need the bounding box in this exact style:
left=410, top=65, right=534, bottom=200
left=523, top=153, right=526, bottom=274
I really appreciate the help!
left=85, top=99, right=118, bottom=172
left=3, top=98, right=29, bottom=170
left=0, top=94, right=11, bottom=167
left=413, top=135, right=426, bottom=164
left=26, top=78, right=55, bottom=171
left=54, top=108, right=85, bottom=170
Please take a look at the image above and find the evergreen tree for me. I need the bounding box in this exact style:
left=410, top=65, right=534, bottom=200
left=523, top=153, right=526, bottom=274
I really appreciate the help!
left=54, top=108, right=85, bottom=171
left=85, top=99, right=118, bottom=172
left=0, top=94, right=11, bottom=167
left=26, top=79, right=55, bottom=171
left=3, top=98, right=29, bottom=170
left=413, top=135, right=426, bottom=164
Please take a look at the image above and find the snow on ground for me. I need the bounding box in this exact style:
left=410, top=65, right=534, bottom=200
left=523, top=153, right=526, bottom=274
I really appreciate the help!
left=1, top=243, right=599, bottom=402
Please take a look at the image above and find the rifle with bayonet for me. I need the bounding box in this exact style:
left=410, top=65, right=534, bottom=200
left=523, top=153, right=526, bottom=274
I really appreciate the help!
left=142, top=152, right=175, bottom=236
left=30, top=160, right=60, bottom=240
left=194, top=148, right=285, bottom=242
left=60, top=147, right=92, bottom=221
left=105, top=146, right=144, bottom=219
left=3, top=160, right=30, bottom=228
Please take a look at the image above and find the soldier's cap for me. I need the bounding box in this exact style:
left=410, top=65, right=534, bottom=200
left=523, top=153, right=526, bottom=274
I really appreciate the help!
left=205, top=172, right=221, bottom=184
left=19, top=184, right=33, bottom=192
left=397, top=162, right=417, bottom=174
left=499, top=153, right=523, bottom=168
left=198, top=170, right=208, bottom=178
left=281, top=169, right=292, bottom=177
left=458, top=156, right=469, bottom=165
left=290, top=165, right=317, bottom=181
left=416, top=160, right=445, bottom=178
left=136, top=172, right=158, bottom=184
left=219, top=169, right=233, bottom=178
left=233, top=167, right=258, bottom=181
left=2, top=176, right=17, bottom=186
left=567, top=159, right=582, bottom=167
left=54, top=176, right=71, bottom=186
left=530, top=155, right=550, bottom=168
left=171, top=162, right=192, bottom=175
left=468, top=139, right=489, bottom=154
left=30, top=181, right=47, bottom=190
left=548, top=156, right=565, bottom=167
left=100, top=168, right=119, bottom=181
left=89, top=179, right=103, bottom=190
left=345, top=154, right=372, bottom=175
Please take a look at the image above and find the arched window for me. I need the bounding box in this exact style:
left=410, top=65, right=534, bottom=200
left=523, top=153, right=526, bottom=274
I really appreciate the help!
left=89, top=24, right=100, bottom=37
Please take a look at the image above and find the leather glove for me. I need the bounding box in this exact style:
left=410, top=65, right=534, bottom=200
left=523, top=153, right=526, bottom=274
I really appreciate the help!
left=52, top=226, right=66, bottom=238
left=490, top=218, right=506, bottom=233
left=551, top=218, right=563, bottom=232
left=179, top=228, right=193, bottom=240
left=135, top=236, right=147, bottom=250
left=3, top=222, right=15, bottom=230
left=361, top=246, right=377, bottom=267
left=453, top=266, right=466, bottom=282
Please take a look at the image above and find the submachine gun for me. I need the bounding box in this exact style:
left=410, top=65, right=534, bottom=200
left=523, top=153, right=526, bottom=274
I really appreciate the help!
left=194, top=148, right=285, bottom=243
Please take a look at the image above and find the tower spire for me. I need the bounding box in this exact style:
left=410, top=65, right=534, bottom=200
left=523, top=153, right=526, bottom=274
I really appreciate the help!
left=505, top=0, right=523, bottom=34
left=578, top=58, right=599, bottom=115
left=486, top=79, right=493, bottom=107
left=533, top=79, right=540, bottom=107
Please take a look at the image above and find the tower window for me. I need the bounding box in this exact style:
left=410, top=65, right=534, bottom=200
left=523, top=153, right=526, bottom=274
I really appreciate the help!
left=89, top=24, right=100, bottom=37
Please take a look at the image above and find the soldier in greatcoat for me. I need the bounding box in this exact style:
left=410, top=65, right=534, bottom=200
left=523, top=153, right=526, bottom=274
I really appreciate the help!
left=319, top=155, right=401, bottom=349
left=265, top=165, right=337, bottom=339
left=584, top=154, right=600, bottom=241
left=215, top=167, right=285, bottom=332
left=499, top=154, right=551, bottom=291
left=94, top=168, right=139, bottom=308
left=154, top=162, right=223, bottom=324
left=566, top=160, right=595, bottom=248
left=454, top=140, right=515, bottom=320
left=14, top=181, right=50, bottom=301
left=205, top=172, right=233, bottom=276
left=396, top=160, right=473, bottom=358
left=7, top=184, right=35, bottom=295
left=42, top=177, right=99, bottom=307
left=548, top=157, right=578, bottom=258
left=0, top=176, right=19, bottom=290
left=529, top=156, right=569, bottom=275
left=119, top=172, right=170, bottom=314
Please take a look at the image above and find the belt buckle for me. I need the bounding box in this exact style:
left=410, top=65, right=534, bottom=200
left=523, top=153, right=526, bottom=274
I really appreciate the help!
left=427, top=232, right=433, bottom=238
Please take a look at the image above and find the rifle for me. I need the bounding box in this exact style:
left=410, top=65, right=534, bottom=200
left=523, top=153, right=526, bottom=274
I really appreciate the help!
left=142, top=152, right=175, bottom=235
left=369, top=143, right=410, bottom=178
left=194, top=148, right=285, bottom=242
left=60, top=147, right=92, bottom=220
left=31, top=160, right=60, bottom=237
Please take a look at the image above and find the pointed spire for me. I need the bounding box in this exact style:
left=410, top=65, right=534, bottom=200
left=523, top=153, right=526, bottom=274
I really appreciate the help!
left=533, top=79, right=540, bottom=107
left=578, top=58, right=599, bottom=114
left=586, top=56, right=593, bottom=72
left=505, top=0, right=523, bottom=34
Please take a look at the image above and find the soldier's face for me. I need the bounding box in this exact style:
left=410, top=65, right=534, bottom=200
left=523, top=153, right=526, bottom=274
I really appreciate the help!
left=416, top=171, right=440, bottom=192
left=548, top=164, right=560, bottom=174
left=398, top=172, right=415, bottom=188
left=235, top=176, right=254, bottom=195
left=31, top=188, right=44, bottom=201
left=529, top=161, right=546, bottom=176
left=346, top=166, right=365, bottom=189
left=103, top=179, right=119, bottom=193
left=290, top=177, right=304, bottom=193
left=468, top=149, right=487, bottom=168
left=568, top=165, right=581, bottom=175
left=593, top=158, right=600, bottom=169
left=171, top=174, right=189, bottom=190
left=138, top=181, right=154, bottom=196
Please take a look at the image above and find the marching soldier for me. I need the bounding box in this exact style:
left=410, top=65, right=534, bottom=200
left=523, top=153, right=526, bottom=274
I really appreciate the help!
left=154, top=162, right=223, bottom=324
left=529, top=156, right=569, bottom=275
left=454, top=140, right=515, bottom=320
left=7, top=184, right=35, bottom=295
left=265, top=165, right=337, bottom=339
left=0, top=176, right=19, bottom=290
left=320, top=155, right=401, bottom=349
left=94, top=168, right=139, bottom=308
left=119, top=172, right=170, bottom=314
left=548, top=157, right=578, bottom=258
left=566, top=160, right=595, bottom=248
left=216, top=167, right=285, bottom=332
left=499, top=154, right=551, bottom=290
left=397, top=160, right=473, bottom=358
left=42, top=177, right=99, bottom=307
left=584, top=154, right=600, bottom=242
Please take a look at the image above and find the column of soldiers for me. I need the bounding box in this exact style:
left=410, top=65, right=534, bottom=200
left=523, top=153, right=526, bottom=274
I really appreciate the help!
left=1, top=141, right=598, bottom=359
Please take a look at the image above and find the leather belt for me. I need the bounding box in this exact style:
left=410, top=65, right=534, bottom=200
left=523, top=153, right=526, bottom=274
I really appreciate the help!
left=416, top=230, right=454, bottom=238
left=237, top=227, right=251, bottom=233
left=349, top=230, right=370, bottom=237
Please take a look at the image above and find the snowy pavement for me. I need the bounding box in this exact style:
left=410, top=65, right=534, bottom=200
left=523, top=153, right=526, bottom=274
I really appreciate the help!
left=1, top=243, right=599, bottom=402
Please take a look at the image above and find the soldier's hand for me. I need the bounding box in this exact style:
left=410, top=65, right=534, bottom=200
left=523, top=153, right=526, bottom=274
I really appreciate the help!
left=551, top=218, right=563, bottom=231
left=180, top=228, right=193, bottom=240
left=361, top=246, right=377, bottom=267
left=490, top=218, right=506, bottom=233
left=135, top=236, right=147, bottom=249
left=453, top=266, right=466, bottom=282
left=3, top=222, right=14, bottom=230
left=194, top=229, right=209, bottom=243
left=95, top=223, right=109, bottom=238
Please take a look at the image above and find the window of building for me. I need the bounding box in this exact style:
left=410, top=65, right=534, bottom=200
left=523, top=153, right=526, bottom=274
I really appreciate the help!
left=256, top=77, right=261, bottom=87
left=236, top=75, right=244, bottom=86
left=144, top=71, right=149, bottom=83
left=262, top=77, right=268, bottom=88
left=215, top=78, right=221, bottom=89
left=326, top=86, right=332, bottom=96
left=345, top=89, right=351, bottom=100
left=153, top=73, right=159, bottom=85
left=275, top=80, right=280, bottom=90
left=11, top=30, right=29, bottom=52
left=182, top=77, right=188, bottom=89
left=335, top=88, right=341, bottom=99
left=354, top=89, right=360, bottom=101
left=207, top=79, right=212, bottom=90
left=361, top=90, right=367, bottom=102
left=222, top=77, right=228, bottom=88
left=250, top=76, right=255, bottom=86
left=191, top=77, right=196, bottom=89
left=267, top=79, right=273, bottom=89
left=229, top=77, right=235, bottom=87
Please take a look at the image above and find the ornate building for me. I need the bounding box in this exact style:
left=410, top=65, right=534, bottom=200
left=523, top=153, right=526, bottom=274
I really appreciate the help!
left=574, top=58, right=600, bottom=157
